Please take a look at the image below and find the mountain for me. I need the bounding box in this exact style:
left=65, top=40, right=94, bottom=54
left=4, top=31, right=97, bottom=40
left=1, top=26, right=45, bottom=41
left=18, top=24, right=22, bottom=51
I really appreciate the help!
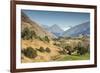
left=21, top=12, right=56, bottom=38
left=63, top=21, right=90, bottom=37
left=41, top=25, right=50, bottom=30
left=45, top=24, right=64, bottom=37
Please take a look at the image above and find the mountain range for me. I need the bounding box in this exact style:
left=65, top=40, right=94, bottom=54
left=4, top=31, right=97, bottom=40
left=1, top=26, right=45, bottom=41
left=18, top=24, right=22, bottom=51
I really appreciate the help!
left=63, top=21, right=90, bottom=37
left=45, top=24, right=64, bottom=37
left=22, top=11, right=90, bottom=38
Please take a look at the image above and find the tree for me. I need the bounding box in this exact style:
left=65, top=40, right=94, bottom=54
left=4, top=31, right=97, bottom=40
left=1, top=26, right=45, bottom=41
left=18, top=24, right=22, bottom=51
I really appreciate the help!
left=76, top=42, right=88, bottom=55
left=65, top=45, right=72, bottom=55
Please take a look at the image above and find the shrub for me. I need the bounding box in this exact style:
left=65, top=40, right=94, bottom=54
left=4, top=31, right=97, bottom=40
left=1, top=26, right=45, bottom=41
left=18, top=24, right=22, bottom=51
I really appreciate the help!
left=58, top=49, right=66, bottom=55
left=22, top=47, right=37, bottom=58
left=21, top=27, right=29, bottom=39
left=37, top=36, right=50, bottom=43
left=38, top=47, right=45, bottom=52
left=44, top=36, right=50, bottom=43
left=35, top=48, right=38, bottom=50
left=38, top=36, right=44, bottom=41
left=53, top=43, right=60, bottom=47
left=21, top=27, right=36, bottom=40
left=53, top=43, right=57, bottom=45
left=45, top=47, right=51, bottom=53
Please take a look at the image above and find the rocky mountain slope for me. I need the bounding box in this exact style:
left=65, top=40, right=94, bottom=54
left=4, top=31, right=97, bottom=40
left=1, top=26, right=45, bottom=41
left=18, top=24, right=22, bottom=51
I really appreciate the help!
left=63, top=21, right=90, bottom=37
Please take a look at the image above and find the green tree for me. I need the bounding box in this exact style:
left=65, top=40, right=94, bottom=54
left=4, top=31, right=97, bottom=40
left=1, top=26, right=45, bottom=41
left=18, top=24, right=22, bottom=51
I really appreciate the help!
left=76, top=42, right=88, bottom=55
left=65, top=45, right=72, bottom=55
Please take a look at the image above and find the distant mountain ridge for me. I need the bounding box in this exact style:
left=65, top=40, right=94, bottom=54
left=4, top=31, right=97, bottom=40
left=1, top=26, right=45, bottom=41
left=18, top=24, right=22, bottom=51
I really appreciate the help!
left=63, top=21, right=90, bottom=37
left=21, top=12, right=56, bottom=38
left=21, top=12, right=90, bottom=38
left=43, top=24, right=64, bottom=37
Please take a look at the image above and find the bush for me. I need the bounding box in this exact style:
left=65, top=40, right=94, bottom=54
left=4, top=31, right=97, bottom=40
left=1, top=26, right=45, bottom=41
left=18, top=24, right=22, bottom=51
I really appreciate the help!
left=38, top=36, right=44, bottom=41
left=53, top=43, right=60, bottom=47
left=58, top=49, right=66, bottom=55
left=38, top=47, right=45, bottom=52
left=44, top=36, right=50, bottom=43
left=22, top=47, right=37, bottom=58
left=53, top=43, right=57, bottom=45
left=45, top=47, right=51, bottom=53
left=21, top=27, right=36, bottom=40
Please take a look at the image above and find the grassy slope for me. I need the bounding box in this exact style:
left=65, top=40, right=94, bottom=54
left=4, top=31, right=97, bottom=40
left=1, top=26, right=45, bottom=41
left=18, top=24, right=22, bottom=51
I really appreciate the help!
left=56, top=53, right=90, bottom=61
left=21, top=39, right=61, bottom=63
left=21, top=38, right=90, bottom=63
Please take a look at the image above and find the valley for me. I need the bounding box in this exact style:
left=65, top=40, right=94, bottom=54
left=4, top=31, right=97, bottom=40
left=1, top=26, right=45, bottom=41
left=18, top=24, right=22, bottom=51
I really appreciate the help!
left=21, top=11, right=90, bottom=63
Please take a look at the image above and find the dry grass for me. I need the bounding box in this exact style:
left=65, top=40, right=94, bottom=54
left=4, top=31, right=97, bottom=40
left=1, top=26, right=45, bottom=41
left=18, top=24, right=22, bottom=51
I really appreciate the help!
left=21, top=39, right=61, bottom=63
left=21, top=37, right=90, bottom=63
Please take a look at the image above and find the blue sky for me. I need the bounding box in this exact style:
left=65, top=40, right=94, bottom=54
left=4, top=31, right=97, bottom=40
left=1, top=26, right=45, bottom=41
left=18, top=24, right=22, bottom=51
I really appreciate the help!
left=22, top=9, right=90, bottom=31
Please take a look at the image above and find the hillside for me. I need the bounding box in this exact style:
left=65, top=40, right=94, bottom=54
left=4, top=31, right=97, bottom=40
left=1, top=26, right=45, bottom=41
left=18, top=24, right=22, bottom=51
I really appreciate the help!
left=21, top=12, right=61, bottom=62
left=21, top=12, right=56, bottom=39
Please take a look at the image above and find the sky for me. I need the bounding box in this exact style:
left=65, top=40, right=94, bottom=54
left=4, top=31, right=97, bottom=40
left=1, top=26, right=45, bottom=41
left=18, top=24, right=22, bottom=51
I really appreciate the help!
left=22, top=9, right=90, bottom=31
